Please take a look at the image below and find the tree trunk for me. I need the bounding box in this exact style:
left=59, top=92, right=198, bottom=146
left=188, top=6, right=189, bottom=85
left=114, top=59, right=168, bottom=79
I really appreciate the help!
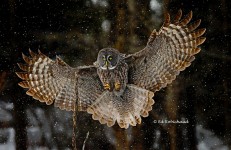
left=13, top=89, right=28, bottom=150
left=113, top=125, right=130, bottom=150
left=164, top=81, right=180, bottom=150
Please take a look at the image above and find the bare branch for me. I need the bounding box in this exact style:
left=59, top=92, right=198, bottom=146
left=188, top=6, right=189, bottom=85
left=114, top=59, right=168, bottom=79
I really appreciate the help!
left=82, top=132, right=89, bottom=150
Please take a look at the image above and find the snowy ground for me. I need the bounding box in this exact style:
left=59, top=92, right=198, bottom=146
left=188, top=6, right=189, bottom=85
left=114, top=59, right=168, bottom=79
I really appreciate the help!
left=0, top=102, right=229, bottom=149
left=196, top=125, right=228, bottom=150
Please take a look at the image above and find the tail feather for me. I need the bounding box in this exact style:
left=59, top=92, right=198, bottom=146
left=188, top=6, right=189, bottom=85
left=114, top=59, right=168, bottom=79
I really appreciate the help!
left=87, top=84, right=154, bottom=129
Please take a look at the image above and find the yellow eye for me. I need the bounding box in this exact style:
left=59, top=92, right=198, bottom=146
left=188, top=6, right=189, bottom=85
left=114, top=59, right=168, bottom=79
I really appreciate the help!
left=108, top=56, right=112, bottom=61
left=102, top=56, right=106, bottom=61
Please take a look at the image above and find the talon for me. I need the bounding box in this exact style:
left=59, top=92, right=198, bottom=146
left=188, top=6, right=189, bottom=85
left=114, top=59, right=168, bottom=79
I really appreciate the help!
left=104, top=83, right=111, bottom=90
left=115, top=82, right=121, bottom=91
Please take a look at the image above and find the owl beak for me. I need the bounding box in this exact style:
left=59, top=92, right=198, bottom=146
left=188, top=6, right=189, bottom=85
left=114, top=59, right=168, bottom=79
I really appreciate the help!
left=105, top=60, right=109, bottom=68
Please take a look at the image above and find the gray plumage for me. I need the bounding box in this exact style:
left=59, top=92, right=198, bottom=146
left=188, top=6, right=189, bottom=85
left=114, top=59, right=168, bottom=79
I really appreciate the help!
left=16, top=10, right=206, bottom=128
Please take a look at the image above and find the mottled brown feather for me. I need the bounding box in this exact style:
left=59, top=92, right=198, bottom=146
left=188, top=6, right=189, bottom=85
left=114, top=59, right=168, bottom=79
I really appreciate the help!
left=29, top=49, right=36, bottom=57
left=173, top=9, right=182, bottom=23
left=17, top=50, right=104, bottom=112
left=128, top=10, right=206, bottom=92
left=22, top=53, right=32, bottom=64
left=187, top=19, right=201, bottom=32
left=16, top=9, right=206, bottom=129
left=179, top=11, right=192, bottom=26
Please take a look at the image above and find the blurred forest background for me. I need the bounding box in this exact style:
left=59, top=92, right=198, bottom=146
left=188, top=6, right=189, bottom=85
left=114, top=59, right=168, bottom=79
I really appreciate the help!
left=0, top=0, right=231, bottom=149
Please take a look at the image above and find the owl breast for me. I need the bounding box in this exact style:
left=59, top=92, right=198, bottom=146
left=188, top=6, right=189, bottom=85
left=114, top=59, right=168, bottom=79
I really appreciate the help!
left=97, top=61, right=128, bottom=94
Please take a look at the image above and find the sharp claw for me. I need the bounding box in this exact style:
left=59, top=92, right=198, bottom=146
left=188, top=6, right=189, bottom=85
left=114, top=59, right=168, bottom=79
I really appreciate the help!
left=104, top=83, right=111, bottom=90
left=115, top=82, right=121, bottom=91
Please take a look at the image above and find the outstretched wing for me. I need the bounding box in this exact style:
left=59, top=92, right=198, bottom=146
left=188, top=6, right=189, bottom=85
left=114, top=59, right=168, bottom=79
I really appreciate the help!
left=127, top=10, right=206, bottom=92
left=16, top=50, right=104, bottom=111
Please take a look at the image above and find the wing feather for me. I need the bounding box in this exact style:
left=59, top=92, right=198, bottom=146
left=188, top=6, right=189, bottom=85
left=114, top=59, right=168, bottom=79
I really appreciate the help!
left=16, top=50, right=103, bottom=111
left=128, top=10, right=206, bottom=92
left=173, top=9, right=182, bottom=24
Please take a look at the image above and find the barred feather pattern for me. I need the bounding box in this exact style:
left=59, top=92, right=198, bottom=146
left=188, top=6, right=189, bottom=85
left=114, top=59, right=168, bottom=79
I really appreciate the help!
left=16, top=50, right=77, bottom=111
left=16, top=10, right=206, bottom=129
left=87, top=84, right=154, bottom=129
left=129, top=10, right=206, bottom=92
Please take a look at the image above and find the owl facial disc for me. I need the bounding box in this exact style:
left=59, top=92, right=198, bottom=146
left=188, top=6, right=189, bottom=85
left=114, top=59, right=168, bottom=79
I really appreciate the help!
left=97, top=48, right=120, bottom=70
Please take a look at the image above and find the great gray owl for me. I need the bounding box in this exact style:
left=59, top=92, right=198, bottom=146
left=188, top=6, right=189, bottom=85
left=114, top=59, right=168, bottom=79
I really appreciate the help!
left=16, top=10, right=206, bottom=129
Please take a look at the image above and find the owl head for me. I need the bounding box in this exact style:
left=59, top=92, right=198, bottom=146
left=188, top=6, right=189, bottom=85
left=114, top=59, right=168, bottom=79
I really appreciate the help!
left=96, top=48, right=121, bottom=70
